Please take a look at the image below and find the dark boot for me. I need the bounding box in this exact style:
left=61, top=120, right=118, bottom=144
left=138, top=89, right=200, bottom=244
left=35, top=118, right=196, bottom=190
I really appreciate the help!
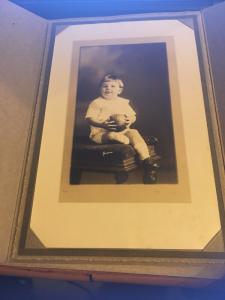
left=142, top=156, right=160, bottom=184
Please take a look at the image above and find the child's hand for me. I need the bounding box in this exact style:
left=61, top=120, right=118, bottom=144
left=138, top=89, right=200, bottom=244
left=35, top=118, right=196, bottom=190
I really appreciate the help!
left=124, top=114, right=136, bottom=127
left=124, top=115, right=131, bottom=127
left=103, top=119, right=118, bottom=131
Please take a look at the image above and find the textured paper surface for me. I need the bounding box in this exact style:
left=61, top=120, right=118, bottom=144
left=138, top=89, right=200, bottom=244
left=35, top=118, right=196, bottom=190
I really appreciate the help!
left=0, top=0, right=48, bottom=262
left=203, top=2, right=225, bottom=163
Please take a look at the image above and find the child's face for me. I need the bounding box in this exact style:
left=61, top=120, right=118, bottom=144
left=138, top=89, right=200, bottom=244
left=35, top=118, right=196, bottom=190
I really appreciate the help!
left=100, top=80, right=122, bottom=100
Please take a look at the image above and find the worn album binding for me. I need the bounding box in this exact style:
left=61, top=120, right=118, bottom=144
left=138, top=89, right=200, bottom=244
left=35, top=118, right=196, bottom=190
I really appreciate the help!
left=1, top=0, right=225, bottom=285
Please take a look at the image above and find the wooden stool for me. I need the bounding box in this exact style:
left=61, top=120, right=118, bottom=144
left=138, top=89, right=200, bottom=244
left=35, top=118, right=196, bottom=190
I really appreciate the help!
left=70, top=137, right=159, bottom=184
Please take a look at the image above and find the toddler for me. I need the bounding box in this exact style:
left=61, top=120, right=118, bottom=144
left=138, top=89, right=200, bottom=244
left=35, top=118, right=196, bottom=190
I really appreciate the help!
left=85, top=74, right=159, bottom=183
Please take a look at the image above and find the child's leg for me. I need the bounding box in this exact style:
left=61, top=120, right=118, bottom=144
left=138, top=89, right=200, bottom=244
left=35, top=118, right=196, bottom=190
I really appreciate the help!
left=124, top=129, right=150, bottom=160
left=102, top=132, right=129, bottom=144
left=90, top=132, right=129, bottom=144
left=125, top=129, right=160, bottom=184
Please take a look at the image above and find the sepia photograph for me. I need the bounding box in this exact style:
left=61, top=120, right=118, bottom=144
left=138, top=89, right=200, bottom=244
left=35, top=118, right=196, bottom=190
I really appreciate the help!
left=27, top=19, right=222, bottom=250
left=70, top=42, right=177, bottom=185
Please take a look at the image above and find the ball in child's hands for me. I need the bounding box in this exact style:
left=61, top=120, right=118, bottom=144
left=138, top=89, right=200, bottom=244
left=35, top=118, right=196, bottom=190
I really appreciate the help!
left=110, top=114, right=126, bottom=126
left=110, top=114, right=127, bottom=131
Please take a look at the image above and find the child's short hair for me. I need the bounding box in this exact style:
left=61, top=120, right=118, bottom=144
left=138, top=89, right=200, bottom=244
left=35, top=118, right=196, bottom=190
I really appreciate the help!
left=100, top=74, right=124, bottom=89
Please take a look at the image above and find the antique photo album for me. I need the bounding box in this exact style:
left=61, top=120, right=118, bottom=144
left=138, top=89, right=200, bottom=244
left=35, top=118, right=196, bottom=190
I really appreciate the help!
left=15, top=16, right=224, bottom=255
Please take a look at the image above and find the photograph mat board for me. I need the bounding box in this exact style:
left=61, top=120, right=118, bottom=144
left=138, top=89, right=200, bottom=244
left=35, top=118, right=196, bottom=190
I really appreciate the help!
left=61, top=37, right=189, bottom=198
left=28, top=19, right=221, bottom=250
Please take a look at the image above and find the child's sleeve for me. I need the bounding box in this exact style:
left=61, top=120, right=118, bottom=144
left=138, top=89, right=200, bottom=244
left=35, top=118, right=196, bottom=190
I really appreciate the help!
left=126, top=100, right=136, bottom=119
left=85, top=100, right=100, bottom=119
left=127, top=105, right=136, bottom=117
left=122, top=101, right=136, bottom=126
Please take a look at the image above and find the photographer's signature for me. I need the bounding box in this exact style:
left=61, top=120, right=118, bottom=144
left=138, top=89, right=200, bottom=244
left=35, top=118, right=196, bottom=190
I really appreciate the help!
left=102, top=151, right=113, bottom=157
